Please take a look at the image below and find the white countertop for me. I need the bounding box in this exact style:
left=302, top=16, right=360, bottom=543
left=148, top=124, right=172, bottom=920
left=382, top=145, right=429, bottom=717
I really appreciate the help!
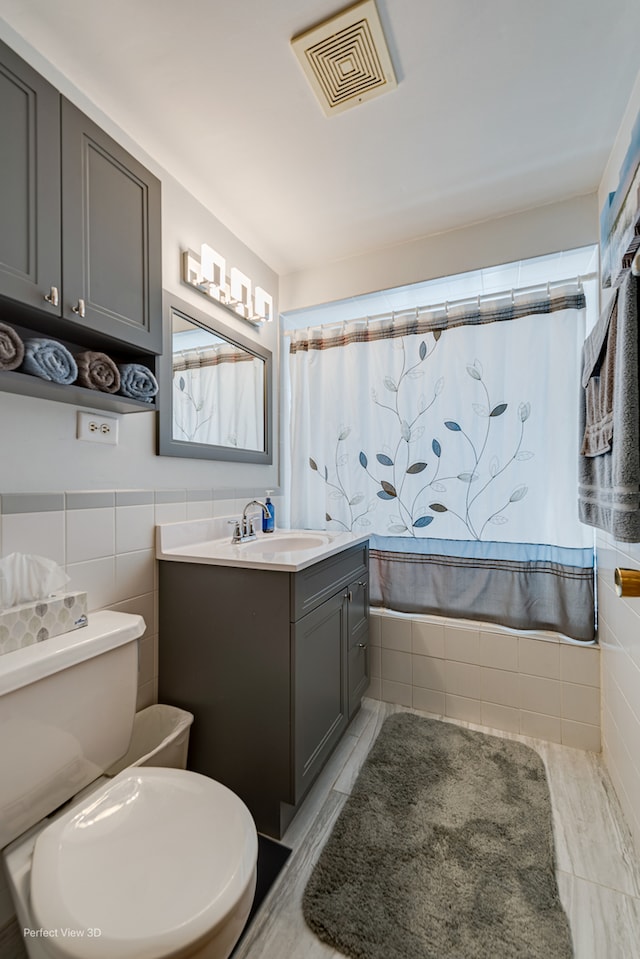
left=155, top=517, right=369, bottom=572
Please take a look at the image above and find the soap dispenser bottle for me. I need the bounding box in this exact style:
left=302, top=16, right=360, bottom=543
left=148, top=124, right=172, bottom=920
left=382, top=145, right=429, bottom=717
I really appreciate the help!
left=263, top=491, right=275, bottom=533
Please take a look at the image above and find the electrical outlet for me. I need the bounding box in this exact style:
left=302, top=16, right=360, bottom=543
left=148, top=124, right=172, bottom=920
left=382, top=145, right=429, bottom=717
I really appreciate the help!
left=77, top=412, right=119, bottom=445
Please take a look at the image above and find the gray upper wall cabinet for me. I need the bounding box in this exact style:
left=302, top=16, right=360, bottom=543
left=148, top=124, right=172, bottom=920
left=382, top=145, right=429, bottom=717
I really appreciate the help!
left=0, top=39, right=162, bottom=355
left=0, top=41, right=61, bottom=314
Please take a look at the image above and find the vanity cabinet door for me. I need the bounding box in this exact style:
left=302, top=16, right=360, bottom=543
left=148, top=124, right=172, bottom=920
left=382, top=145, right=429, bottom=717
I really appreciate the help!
left=60, top=99, right=162, bottom=352
left=0, top=40, right=61, bottom=313
left=347, top=575, right=370, bottom=718
left=293, top=589, right=348, bottom=802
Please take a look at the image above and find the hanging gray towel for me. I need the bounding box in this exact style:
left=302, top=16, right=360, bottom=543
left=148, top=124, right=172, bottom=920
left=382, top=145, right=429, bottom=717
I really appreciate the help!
left=580, top=291, right=617, bottom=456
left=578, top=272, right=640, bottom=541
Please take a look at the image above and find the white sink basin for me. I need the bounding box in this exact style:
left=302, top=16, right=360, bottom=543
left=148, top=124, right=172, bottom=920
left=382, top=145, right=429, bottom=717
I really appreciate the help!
left=156, top=519, right=368, bottom=572
left=241, top=533, right=330, bottom=554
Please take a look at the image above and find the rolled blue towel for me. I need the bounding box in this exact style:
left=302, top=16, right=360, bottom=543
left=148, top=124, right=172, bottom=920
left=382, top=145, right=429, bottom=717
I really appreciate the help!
left=118, top=363, right=159, bottom=402
left=21, top=338, right=78, bottom=384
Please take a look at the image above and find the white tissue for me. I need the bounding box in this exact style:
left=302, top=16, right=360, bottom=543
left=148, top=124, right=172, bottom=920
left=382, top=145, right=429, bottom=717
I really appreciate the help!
left=0, top=553, right=70, bottom=610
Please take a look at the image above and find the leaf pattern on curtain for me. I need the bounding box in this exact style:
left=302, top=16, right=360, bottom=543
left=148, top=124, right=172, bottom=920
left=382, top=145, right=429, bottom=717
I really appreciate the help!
left=288, top=285, right=595, bottom=640
left=307, top=332, right=535, bottom=540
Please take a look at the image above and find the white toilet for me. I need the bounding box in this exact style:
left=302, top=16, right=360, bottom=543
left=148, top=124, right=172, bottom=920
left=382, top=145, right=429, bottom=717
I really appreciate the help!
left=0, top=610, right=258, bottom=959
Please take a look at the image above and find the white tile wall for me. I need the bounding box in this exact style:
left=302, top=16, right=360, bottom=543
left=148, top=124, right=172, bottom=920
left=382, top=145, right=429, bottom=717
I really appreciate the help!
left=0, top=486, right=274, bottom=710
left=596, top=531, right=640, bottom=858
left=369, top=609, right=601, bottom=753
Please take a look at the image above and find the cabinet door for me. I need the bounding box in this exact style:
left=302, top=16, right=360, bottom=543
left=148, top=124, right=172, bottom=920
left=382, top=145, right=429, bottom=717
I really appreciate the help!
left=293, top=589, right=348, bottom=802
left=347, top=575, right=370, bottom=718
left=0, top=41, right=61, bottom=312
left=61, top=99, right=162, bottom=352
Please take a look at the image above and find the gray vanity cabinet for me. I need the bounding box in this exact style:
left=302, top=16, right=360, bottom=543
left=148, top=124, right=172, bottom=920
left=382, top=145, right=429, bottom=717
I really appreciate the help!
left=158, top=541, right=369, bottom=839
left=0, top=38, right=162, bottom=354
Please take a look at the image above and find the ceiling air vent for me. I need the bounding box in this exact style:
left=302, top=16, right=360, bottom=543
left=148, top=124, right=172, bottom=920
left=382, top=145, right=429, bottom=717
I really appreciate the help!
left=291, top=0, right=397, bottom=117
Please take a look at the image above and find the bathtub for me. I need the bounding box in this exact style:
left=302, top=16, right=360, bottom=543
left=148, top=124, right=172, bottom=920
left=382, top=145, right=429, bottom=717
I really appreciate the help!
left=367, top=608, right=600, bottom=751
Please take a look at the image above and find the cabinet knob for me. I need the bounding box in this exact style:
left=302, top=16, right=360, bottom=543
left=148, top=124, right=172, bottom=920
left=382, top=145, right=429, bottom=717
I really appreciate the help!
left=72, top=298, right=86, bottom=318
left=357, top=643, right=368, bottom=649
left=44, top=285, right=59, bottom=308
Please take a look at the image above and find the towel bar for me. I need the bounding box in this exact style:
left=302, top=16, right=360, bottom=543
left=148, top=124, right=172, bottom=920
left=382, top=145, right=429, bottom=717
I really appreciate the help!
left=614, top=567, right=640, bottom=597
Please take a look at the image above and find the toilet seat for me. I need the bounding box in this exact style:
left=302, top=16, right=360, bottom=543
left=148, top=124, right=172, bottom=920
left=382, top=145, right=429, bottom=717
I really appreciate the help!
left=29, top=768, right=258, bottom=959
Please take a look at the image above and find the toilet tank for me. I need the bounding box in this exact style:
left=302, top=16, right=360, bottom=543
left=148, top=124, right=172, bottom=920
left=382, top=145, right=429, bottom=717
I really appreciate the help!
left=0, top=610, right=144, bottom=849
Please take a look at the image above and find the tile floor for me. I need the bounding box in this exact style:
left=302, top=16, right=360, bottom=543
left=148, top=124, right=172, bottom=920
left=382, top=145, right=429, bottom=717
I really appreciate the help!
left=2, top=697, right=639, bottom=959
left=234, top=698, right=640, bottom=959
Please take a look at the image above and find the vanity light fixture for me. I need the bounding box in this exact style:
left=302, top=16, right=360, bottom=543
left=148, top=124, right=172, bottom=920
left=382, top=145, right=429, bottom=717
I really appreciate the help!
left=181, top=246, right=273, bottom=324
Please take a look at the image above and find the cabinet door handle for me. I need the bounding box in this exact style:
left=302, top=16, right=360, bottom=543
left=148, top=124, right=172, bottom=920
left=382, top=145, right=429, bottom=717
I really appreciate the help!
left=348, top=590, right=353, bottom=602
left=72, top=298, right=86, bottom=318
left=44, top=285, right=59, bottom=307
left=357, top=643, right=368, bottom=649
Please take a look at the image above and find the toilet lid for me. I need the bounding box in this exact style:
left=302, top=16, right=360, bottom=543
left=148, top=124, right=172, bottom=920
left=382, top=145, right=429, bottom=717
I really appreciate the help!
left=30, top=768, right=258, bottom=959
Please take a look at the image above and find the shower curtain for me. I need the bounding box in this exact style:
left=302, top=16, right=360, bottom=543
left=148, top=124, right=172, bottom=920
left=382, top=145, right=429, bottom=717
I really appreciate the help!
left=288, top=284, right=596, bottom=641
left=172, top=345, right=264, bottom=451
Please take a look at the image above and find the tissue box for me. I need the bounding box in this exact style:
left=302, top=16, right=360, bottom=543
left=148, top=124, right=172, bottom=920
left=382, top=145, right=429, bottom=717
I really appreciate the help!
left=0, top=592, right=88, bottom=655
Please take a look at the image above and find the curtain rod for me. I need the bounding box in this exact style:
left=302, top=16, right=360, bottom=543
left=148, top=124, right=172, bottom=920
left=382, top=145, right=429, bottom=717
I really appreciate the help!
left=283, top=272, right=597, bottom=336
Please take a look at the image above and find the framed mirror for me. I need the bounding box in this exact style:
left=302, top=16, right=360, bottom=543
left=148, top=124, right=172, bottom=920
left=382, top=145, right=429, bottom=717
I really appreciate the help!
left=158, top=293, right=272, bottom=462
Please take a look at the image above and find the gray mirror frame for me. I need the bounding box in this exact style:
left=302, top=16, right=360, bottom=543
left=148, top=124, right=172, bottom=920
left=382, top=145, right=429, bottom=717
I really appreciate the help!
left=158, top=292, right=273, bottom=463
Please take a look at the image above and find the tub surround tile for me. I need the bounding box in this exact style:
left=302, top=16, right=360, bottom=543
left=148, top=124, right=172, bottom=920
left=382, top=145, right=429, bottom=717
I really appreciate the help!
left=481, top=701, right=521, bottom=733
left=412, top=653, right=446, bottom=692
left=480, top=665, right=520, bottom=708
left=479, top=630, right=519, bottom=671
left=444, top=624, right=481, bottom=664
left=445, top=693, right=482, bottom=724
left=519, top=636, right=561, bottom=679
left=562, top=682, right=601, bottom=726
left=519, top=673, right=562, bottom=717
left=369, top=646, right=381, bottom=679
left=412, top=686, right=445, bottom=716
left=379, top=615, right=412, bottom=652
left=411, top=619, right=445, bottom=659
left=562, top=719, right=601, bottom=752
left=380, top=647, right=411, bottom=684
left=381, top=679, right=412, bottom=707
left=368, top=612, right=381, bottom=647
left=444, top=660, right=480, bottom=699
left=366, top=675, right=381, bottom=700
left=561, top=644, right=601, bottom=687
left=520, top=709, right=562, bottom=743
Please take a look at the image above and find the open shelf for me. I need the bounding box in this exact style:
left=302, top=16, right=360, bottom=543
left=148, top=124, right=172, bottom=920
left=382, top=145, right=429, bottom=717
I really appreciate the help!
left=0, top=368, right=157, bottom=414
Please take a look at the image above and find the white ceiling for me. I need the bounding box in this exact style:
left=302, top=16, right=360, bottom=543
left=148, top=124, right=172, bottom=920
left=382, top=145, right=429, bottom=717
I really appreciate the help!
left=1, top=0, right=640, bottom=277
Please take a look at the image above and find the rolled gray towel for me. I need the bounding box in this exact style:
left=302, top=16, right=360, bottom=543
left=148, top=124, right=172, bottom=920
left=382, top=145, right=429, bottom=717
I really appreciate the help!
left=118, top=363, right=158, bottom=402
left=21, top=337, right=78, bottom=384
left=0, top=323, right=25, bottom=371
left=76, top=350, right=121, bottom=393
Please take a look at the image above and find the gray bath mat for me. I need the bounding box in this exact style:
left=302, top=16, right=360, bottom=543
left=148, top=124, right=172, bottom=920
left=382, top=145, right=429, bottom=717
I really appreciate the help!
left=302, top=712, right=572, bottom=959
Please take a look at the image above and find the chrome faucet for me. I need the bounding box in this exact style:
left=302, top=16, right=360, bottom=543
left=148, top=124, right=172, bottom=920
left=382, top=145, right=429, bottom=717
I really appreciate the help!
left=231, top=500, right=270, bottom=543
